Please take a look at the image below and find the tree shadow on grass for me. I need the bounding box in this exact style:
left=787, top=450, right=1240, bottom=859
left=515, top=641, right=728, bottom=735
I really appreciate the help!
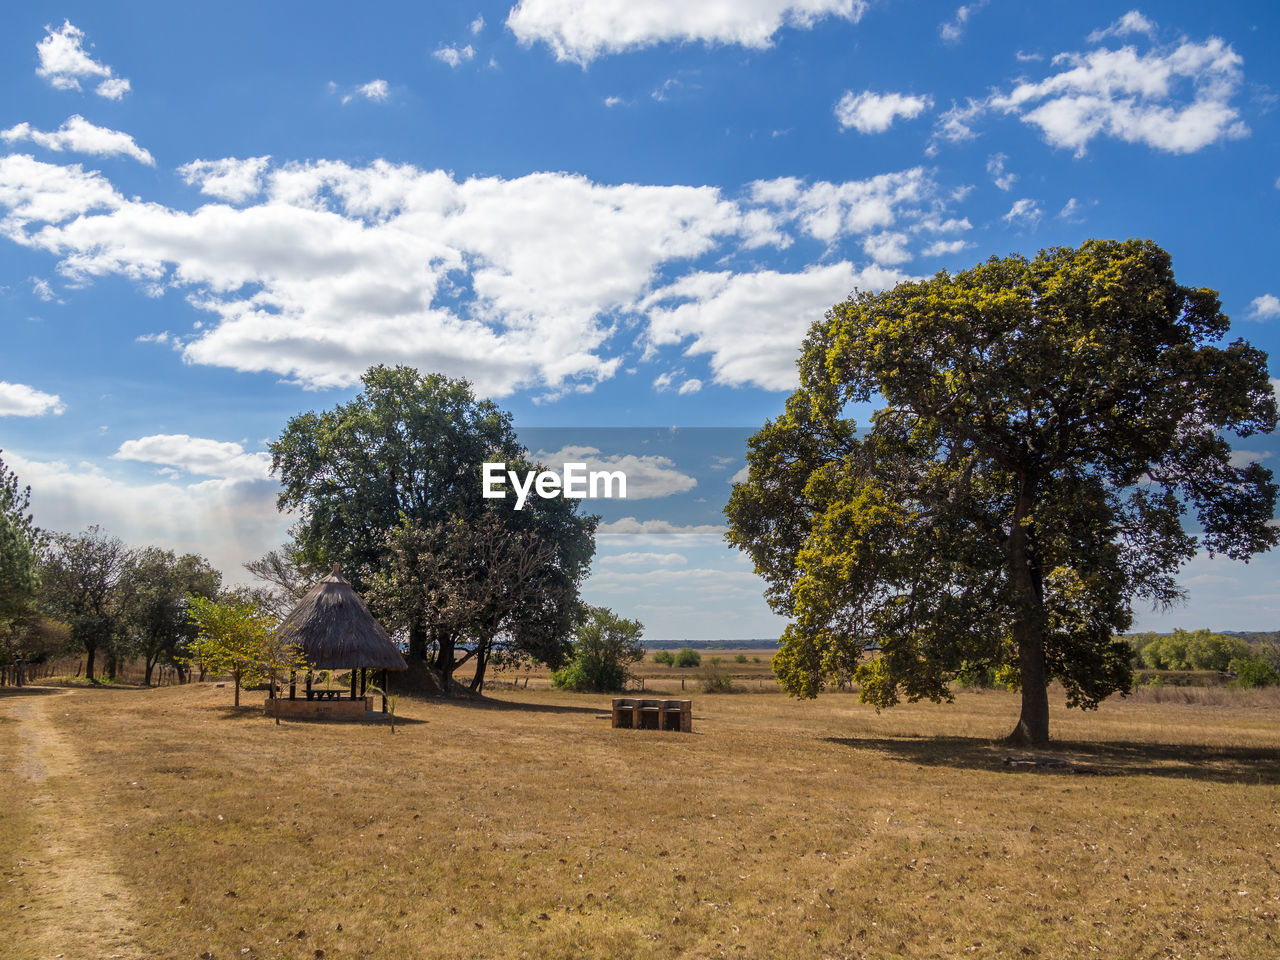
left=822, top=735, right=1280, bottom=785
left=0, top=684, right=66, bottom=700
left=448, top=695, right=610, bottom=717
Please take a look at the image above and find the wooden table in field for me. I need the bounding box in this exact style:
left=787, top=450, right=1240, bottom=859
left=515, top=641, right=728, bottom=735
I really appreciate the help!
left=611, top=697, right=692, bottom=733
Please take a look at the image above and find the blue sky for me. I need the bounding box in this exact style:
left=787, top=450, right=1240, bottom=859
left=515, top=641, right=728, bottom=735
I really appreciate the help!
left=2, top=2, right=1279, bottom=639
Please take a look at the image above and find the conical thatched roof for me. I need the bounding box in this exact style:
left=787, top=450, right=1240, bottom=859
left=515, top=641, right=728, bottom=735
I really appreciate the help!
left=278, top=565, right=407, bottom=670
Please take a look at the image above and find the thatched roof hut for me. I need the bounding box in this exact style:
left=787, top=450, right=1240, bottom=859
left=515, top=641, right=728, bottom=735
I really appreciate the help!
left=278, top=565, right=407, bottom=671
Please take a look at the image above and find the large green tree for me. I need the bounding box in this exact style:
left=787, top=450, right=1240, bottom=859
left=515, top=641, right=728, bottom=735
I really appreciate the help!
left=120, top=547, right=222, bottom=685
left=39, top=526, right=131, bottom=682
left=1, top=452, right=46, bottom=678
left=272, top=365, right=595, bottom=692
left=726, top=239, right=1278, bottom=745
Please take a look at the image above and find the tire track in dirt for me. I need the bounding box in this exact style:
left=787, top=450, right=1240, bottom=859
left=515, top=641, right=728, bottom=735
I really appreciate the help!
left=6, top=690, right=145, bottom=960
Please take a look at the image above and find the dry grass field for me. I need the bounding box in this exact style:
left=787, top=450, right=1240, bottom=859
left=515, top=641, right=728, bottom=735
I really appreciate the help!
left=3, top=678, right=1279, bottom=960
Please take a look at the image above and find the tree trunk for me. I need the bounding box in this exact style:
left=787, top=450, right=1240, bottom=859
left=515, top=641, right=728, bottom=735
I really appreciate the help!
left=410, top=621, right=428, bottom=661
left=1005, top=478, right=1050, bottom=747
left=144, top=657, right=156, bottom=687
left=469, top=645, right=489, bottom=693
left=84, top=642, right=97, bottom=682
left=233, top=667, right=241, bottom=707
left=437, top=631, right=455, bottom=695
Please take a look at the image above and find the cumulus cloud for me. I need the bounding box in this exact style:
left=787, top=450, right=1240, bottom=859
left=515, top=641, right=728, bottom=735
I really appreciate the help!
left=0, top=154, right=959, bottom=398
left=931, top=26, right=1247, bottom=156
left=921, top=238, right=967, bottom=257
left=834, top=90, right=932, bottom=133
left=178, top=156, right=272, bottom=203
left=434, top=44, right=476, bottom=67
left=990, top=34, right=1247, bottom=156
left=1248, top=294, right=1280, bottom=321
left=471, top=15, right=486, bottom=35
left=532, top=445, right=697, bottom=499
left=112, top=434, right=272, bottom=481
left=3, top=448, right=286, bottom=578
left=507, top=0, right=867, bottom=65
left=644, top=261, right=911, bottom=391
left=1087, top=10, right=1157, bottom=44
left=677, top=378, right=702, bottom=395
left=36, top=20, right=131, bottom=98
left=1002, top=198, right=1042, bottom=228
left=0, top=381, right=65, bottom=416
left=1, top=116, right=154, bottom=165
left=1058, top=197, right=1085, bottom=222
left=351, top=79, right=390, bottom=102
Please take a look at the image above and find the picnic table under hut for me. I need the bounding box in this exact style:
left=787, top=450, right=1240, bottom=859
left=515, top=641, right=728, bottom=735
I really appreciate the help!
left=268, top=564, right=407, bottom=720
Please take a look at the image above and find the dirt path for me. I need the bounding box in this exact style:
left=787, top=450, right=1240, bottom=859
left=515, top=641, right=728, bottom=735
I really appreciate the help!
left=5, top=689, right=145, bottom=960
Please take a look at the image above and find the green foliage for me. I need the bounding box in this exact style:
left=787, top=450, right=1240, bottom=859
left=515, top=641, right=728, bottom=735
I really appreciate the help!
left=1230, top=656, right=1279, bottom=688
left=674, top=648, right=701, bottom=668
left=726, top=240, right=1278, bottom=744
left=652, top=650, right=675, bottom=665
left=38, top=526, right=131, bottom=681
left=121, top=547, right=221, bottom=683
left=185, top=595, right=305, bottom=707
left=0, top=451, right=44, bottom=666
left=699, top=660, right=735, bottom=693
left=550, top=606, right=644, bottom=693
left=272, top=365, right=595, bottom=690
left=1139, top=629, right=1252, bottom=671
left=735, top=654, right=749, bottom=663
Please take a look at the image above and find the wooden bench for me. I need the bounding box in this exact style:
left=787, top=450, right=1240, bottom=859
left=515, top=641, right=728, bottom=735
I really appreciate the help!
left=611, top=698, right=692, bottom=733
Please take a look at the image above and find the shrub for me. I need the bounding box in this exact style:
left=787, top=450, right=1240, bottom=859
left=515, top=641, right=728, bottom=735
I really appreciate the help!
left=674, top=648, right=701, bottom=668
left=699, top=660, right=734, bottom=693
left=652, top=650, right=675, bottom=665
left=1230, top=656, right=1279, bottom=689
left=734, top=654, right=748, bottom=663
left=551, top=606, right=645, bottom=693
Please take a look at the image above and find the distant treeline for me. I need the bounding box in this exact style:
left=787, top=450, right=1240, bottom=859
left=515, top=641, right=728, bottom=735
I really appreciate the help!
left=645, top=639, right=782, bottom=651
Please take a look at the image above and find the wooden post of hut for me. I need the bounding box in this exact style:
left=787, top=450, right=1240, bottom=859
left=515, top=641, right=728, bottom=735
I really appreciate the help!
left=269, top=564, right=407, bottom=720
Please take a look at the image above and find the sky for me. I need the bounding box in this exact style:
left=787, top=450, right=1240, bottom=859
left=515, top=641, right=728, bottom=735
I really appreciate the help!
left=2, top=1, right=1280, bottom=639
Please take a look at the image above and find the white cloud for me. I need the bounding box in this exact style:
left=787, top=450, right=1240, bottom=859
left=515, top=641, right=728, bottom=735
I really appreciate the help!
left=95, top=77, right=131, bottom=100
left=862, top=231, right=912, bottom=265
left=507, top=0, right=867, bottom=65
left=729, top=464, right=750, bottom=485
left=986, top=152, right=1016, bottom=191
left=597, top=551, right=688, bottom=567
left=0, top=381, right=65, bottom=416
left=354, top=79, right=390, bottom=102
left=434, top=44, right=476, bottom=67
left=1, top=116, right=154, bottom=165
left=30, top=276, right=59, bottom=302
left=604, top=95, right=625, bottom=108
left=1058, top=197, right=1085, bottom=222
left=1248, top=294, right=1280, bottom=321
left=645, top=261, right=911, bottom=391
left=921, top=238, right=967, bottom=257
left=112, top=434, right=272, bottom=481
left=677, top=378, right=702, bottom=395
left=470, top=15, right=486, bottom=35
left=1087, top=10, right=1157, bottom=44
left=1002, top=198, right=1042, bottom=228
left=178, top=156, right=272, bottom=204
left=749, top=167, right=938, bottom=243
left=531, top=445, right=697, bottom=499
left=940, top=1, right=988, bottom=44
left=989, top=35, right=1248, bottom=156
left=3, top=449, right=287, bottom=580
left=35, top=21, right=130, bottom=98
left=932, top=27, right=1247, bottom=157
left=0, top=155, right=956, bottom=399
left=834, top=90, right=933, bottom=133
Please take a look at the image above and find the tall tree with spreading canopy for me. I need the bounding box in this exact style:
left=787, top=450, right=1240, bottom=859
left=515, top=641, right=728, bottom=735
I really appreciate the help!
left=271, top=365, right=595, bottom=692
left=1, top=452, right=46, bottom=678
left=120, top=548, right=222, bottom=685
left=726, top=240, right=1278, bottom=745
left=39, top=526, right=131, bottom=682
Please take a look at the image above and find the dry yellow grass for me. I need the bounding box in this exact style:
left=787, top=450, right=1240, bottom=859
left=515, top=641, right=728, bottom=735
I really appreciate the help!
left=3, top=680, right=1279, bottom=959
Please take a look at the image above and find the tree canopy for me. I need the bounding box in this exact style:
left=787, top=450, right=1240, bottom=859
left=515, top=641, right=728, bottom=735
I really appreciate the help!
left=271, top=365, right=595, bottom=692
left=726, top=239, right=1278, bottom=745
